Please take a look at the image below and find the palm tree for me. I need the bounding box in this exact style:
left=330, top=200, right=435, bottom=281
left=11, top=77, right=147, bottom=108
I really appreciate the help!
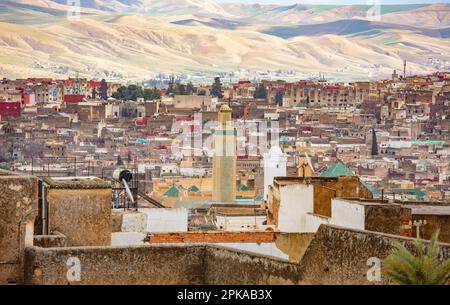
left=383, top=230, right=450, bottom=285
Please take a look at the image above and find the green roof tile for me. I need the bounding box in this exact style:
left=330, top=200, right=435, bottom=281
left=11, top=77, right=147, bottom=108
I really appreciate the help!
left=320, top=162, right=355, bottom=177
left=164, top=186, right=180, bottom=198
left=188, top=185, right=200, bottom=192
left=239, top=185, right=250, bottom=191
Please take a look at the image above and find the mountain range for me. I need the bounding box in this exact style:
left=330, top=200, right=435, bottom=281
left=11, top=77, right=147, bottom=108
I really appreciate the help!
left=0, top=0, right=448, bottom=81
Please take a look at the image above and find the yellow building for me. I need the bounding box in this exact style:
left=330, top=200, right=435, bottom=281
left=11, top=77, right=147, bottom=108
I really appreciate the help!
left=212, top=104, right=237, bottom=204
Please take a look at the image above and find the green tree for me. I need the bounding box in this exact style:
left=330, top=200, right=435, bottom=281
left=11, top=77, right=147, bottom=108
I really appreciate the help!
left=186, top=82, right=194, bottom=95
left=177, top=84, right=186, bottom=95
left=152, top=87, right=161, bottom=99
left=253, top=84, right=268, bottom=99
left=383, top=231, right=450, bottom=285
left=275, top=91, right=283, bottom=106
left=143, top=87, right=161, bottom=100
left=112, top=86, right=127, bottom=100
left=166, top=76, right=176, bottom=96
left=210, top=77, right=223, bottom=99
left=371, top=129, right=379, bottom=156
left=126, top=85, right=143, bottom=101
left=100, top=79, right=108, bottom=100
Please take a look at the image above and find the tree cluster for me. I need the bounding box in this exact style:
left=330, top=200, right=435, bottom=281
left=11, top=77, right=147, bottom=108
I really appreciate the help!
left=253, top=84, right=268, bottom=99
left=112, top=85, right=161, bottom=101
left=166, top=81, right=195, bottom=96
left=210, top=77, right=223, bottom=99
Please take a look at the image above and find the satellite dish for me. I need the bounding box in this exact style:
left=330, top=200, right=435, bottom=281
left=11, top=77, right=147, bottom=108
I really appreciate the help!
left=113, top=169, right=133, bottom=183
left=119, top=170, right=133, bottom=183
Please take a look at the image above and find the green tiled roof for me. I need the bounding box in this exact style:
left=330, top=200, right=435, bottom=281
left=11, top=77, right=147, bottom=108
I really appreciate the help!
left=320, top=162, right=355, bottom=177
left=392, top=188, right=426, bottom=200
left=164, top=186, right=180, bottom=198
left=361, top=180, right=381, bottom=196
left=239, top=185, right=250, bottom=191
left=188, top=185, right=199, bottom=192
left=412, top=140, right=445, bottom=146
left=174, top=201, right=211, bottom=209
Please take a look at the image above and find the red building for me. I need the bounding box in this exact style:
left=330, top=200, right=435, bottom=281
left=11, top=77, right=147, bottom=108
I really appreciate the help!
left=64, top=94, right=85, bottom=104
left=0, top=102, right=21, bottom=119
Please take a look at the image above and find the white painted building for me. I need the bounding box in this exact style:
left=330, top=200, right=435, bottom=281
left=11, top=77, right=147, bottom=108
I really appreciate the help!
left=215, top=214, right=268, bottom=231
left=272, top=182, right=326, bottom=233
left=141, top=208, right=188, bottom=233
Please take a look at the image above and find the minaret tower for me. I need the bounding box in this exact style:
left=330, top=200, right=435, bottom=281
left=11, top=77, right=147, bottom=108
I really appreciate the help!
left=212, top=104, right=237, bottom=204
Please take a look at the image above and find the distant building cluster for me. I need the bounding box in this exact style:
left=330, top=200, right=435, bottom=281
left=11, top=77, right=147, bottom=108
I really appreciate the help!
left=0, top=70, right=450, bottom=285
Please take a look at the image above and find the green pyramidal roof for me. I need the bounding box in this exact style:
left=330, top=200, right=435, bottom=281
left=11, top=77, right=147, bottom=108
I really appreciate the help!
left=188, top=185, right=199, bottom=192
left=164, top=186, right=180, bottom=197
left=320, top=162, right=355, bottom=177
left=239, top=185, right=250, bottom=191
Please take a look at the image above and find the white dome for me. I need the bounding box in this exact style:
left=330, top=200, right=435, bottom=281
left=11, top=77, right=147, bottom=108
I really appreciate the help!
left=268, top=146, right=283, bottom=156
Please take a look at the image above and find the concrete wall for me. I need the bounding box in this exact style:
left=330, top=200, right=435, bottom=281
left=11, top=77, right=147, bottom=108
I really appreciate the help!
left=112, top=208, right=188, bottom=233
left=330, top=199, right=365, bottom=231
left=278, top=183, right=316, bottom=233
left=298, top=224, right=450, bottom=285
left=141, top=208, right=188, bottom=233
left=24, top=244, right=300, bottom=285
left=47, top=188, right=111, bottom=247
left=215, top=215, right=267, bottom=231
left=0, top=170, right=38, bottom=284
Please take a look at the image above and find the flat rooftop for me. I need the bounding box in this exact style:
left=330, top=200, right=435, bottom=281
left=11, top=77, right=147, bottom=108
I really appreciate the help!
left=43, top=176, right=110, bottom=189
left=403, top=205, right=450, bottom=216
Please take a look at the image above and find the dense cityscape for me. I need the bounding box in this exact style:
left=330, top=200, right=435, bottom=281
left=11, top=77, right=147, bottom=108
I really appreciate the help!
left=0, top=0, right=449, bottom=289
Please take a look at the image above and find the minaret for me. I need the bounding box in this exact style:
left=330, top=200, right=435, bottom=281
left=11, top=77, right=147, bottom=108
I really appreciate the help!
left=212, top=104, right=237, bottom=204
left=403, top=60, right=407, bottom=79
left=263, top=146, right=287, bottom=201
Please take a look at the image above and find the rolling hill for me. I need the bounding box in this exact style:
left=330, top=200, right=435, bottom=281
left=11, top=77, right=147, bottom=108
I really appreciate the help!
left=0, top=1, right=448, bottom=81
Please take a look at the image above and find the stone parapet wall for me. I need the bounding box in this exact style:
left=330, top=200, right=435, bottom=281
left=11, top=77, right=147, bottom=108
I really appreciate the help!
left=24, top=244, right=297, bottom=285
left=298, top=224, right=450, bottom=284
left=0, top=170, right=38, bottom=284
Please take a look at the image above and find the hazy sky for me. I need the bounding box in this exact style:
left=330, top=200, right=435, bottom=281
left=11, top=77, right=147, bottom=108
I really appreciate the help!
left=217, top=0, right=449, bottom=4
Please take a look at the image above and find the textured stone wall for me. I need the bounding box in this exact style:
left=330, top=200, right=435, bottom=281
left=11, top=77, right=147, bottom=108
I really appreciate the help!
left=275, top=233, right=315, bottom=263
left=46, top=188, right=111, bottom=247
left=0, top=171, right=38, bottom=284
left=364, top=205, right=410, bottom=236
left=24, top=244, right=300, bottom=285
left=204, top=246, right=301, bottom=285
left=298, top=224, right=450, bottom=285
left=412, top=214, right=450, bottom=243
left=33, top=232, right=66, bottom=248
left=22, top=225, right=450, bottom=285
left=24, top=245, right=205, bottom=285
